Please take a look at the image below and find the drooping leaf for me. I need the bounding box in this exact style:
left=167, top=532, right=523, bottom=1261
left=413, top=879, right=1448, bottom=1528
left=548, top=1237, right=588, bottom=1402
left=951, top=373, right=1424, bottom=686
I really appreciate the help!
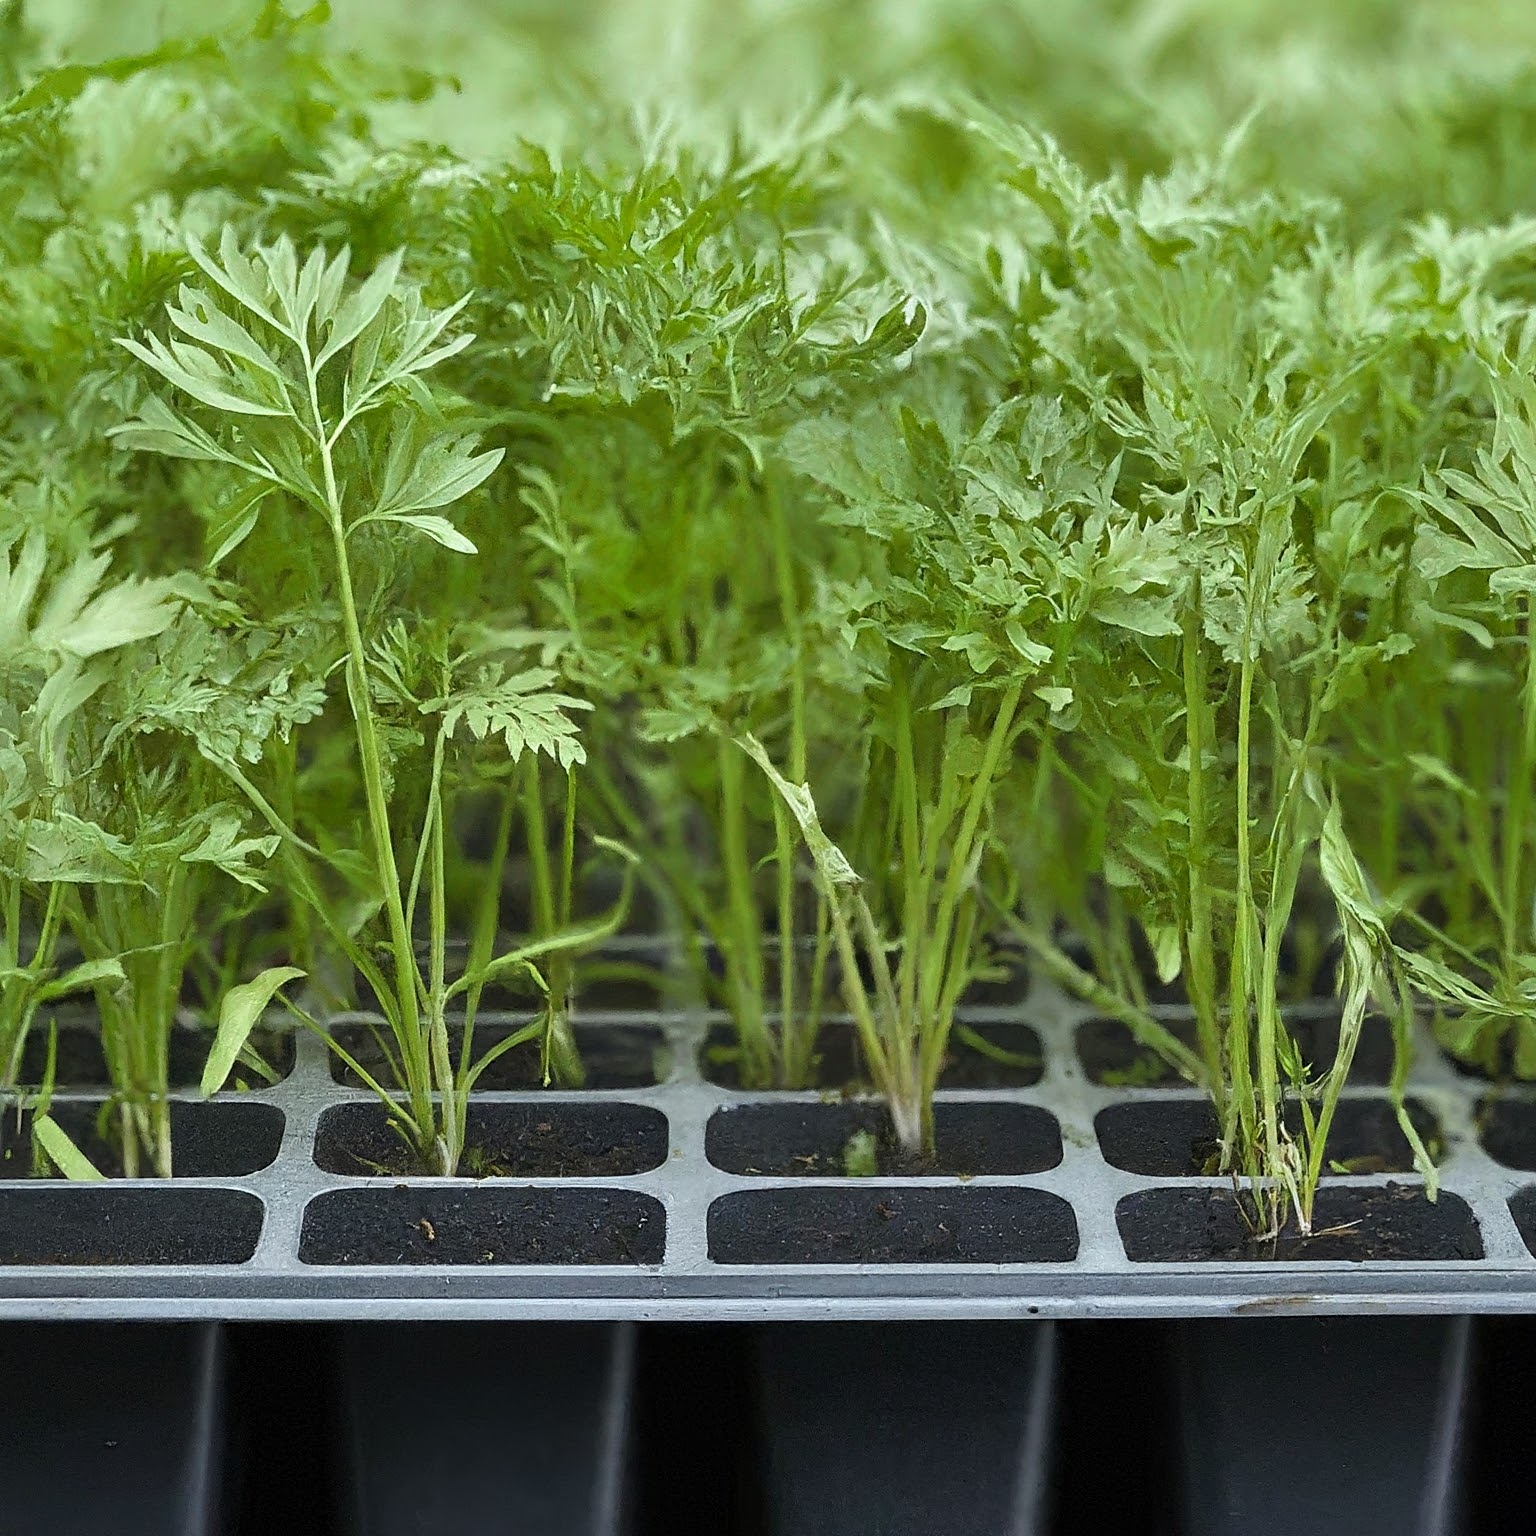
left=201, top=967, right=305, bottom=1096
left=32, top=1116, right=104, bottom=1182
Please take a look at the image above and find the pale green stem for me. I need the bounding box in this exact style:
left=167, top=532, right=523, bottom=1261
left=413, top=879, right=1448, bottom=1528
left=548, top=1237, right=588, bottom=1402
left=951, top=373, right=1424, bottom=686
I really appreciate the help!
left=718, top=736, right=771, bottom=1084
left=1181, top=596, right=1226, bottom=1125
left=426, top=728, right=458, bottom=1175
left=1502, top=597, right=1536, bottom=978
left=767, top=474, right=812, bottom=1077
left=305, top=345, right=428, bottom=1141
left=1231, top=650, right=1274, bottom=1201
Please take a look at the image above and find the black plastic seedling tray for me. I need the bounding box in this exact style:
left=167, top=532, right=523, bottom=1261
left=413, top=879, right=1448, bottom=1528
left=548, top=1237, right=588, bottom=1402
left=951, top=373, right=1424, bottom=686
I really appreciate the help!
left=1173, top=1315, right=1474, bottom=1536
left=0, top=1315, right=1478, bottom=1535
left=338, top=1322, right=637, bottom=1536
left=4, top=960, right=1536, bottom=1319
left=754, top=1320, right=1057, bottom=1535
left=0, top=1321, right=227, bottom=1535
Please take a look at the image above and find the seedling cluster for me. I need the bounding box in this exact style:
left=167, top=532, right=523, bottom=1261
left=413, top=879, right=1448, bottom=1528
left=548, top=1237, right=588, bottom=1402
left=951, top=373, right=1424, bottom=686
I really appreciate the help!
left=7, top=0, right=1536, bottom=1238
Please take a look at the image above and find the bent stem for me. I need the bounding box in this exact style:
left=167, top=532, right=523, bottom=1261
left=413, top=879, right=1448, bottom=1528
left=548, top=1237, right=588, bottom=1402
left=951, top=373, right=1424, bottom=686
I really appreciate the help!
left=1181, top=587, right=1227, bottom=1123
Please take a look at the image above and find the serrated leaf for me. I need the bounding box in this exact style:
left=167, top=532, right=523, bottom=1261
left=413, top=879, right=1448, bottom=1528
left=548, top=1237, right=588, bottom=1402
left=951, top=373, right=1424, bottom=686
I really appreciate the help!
left=52, top=578, right=179, bottom=659
left=108, top=393, right=246, bottom=467
left=187, top=227, right=287, bottom=337
left=361, top=513, right=478, bottom=554
left=206, top=485, right=273, bottom=569
left=424, top=664, right=591, bottom=767
left=12, top=815, right=140, bottom=885
left=318, top=248, right=401, bottom=369
left=183, top=811, right=280, bottom=890
left=373, top=437, right=505, bottom=521
left=115, top=334, right=286, bottom=418
left=166, top=287, right=286, bottom=382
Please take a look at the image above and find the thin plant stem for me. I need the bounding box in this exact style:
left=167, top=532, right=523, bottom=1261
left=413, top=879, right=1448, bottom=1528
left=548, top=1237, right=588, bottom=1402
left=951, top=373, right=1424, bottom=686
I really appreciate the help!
left=1181, top=589, right=1226, bottom=1124
left=306, top=341, right=428, bottom=1147
left=718, top=736, right=771, bottom=1085
left=1502, top=596, right=1536, bottom=980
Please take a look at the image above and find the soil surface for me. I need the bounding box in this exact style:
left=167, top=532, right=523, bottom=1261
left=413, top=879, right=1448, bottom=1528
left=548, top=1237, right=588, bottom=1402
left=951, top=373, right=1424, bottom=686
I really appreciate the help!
left=698, top=1021, right=1044, bottom=1092
left=1116, top=1183, right=1483, bottom=1262
left=0, top=1100, right=284, bottom=1180
left=1095, top=1096, right=1442, bottom=1178
left=1442, top=1024, right=1536, bottom=1084
left=328, top=1020, right=668, bottom=1091
left=17, top=1022, right=294, bottom=1091
left=313, top=1101, right=667, bottom=1178
left=298, top=1185, right=665, bottom=1265
left=1476, top=1095, right=1536, bottom=1170
left=1076, top=1013, right=1397, bottom=1088
left=1508, top=1186, right=1536, bottom=1258
left=958, top=952, right=1033, bottom=1006
left=705, top=1099, right=1061, bottom=1177
left=707, top=1185, right=1079, bottom=1264
left=570, top=967, right=669, bottom=1010
left=0, top=1186, right=263, bottom=1265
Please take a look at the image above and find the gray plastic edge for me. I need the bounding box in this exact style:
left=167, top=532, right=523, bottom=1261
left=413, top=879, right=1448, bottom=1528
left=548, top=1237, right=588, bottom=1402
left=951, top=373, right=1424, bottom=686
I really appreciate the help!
left=2, top=979, right=1536, bottom=1320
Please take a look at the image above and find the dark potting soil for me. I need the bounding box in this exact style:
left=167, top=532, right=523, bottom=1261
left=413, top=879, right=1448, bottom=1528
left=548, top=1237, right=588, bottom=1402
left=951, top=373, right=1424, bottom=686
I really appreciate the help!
left=570, top=964, right=669, bottom=1010
left=704, top=1099, right=1062, bottom=1177
left=1441, top=1027, right=1536, bottom=1085
left=1075, top=1012, right=1397, bottom=1088
left=16, top=1021, right=295, bottom=1091
left=327, top=1019, right=668, bottom=1091
left=1116, top=1184, right=1483, bottom=1262
left=1507, top=1186, right=1536, bottom=1258
left=707, top=1185, right=1079, bottom=1264
left=0, top=1186, right=264, bottom=1264
left=697, top=1021, right=1044, bottom=1092
left=938, top=1022, right=1046, bottom=1086
left=1075, top=1016, right=1197, bottom=1087
left=1475, top=1095, right=1536, bottom=1170
left=1094, top=1096, right=1443, bottom=1178
left=0, top=1099, right=284, bottom=1179
left=312, top=1100, right=667, bottom=1178
left=297, top=1186, right=666, bottom=1265
left=959, top=951, right=1033, bottom=1005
